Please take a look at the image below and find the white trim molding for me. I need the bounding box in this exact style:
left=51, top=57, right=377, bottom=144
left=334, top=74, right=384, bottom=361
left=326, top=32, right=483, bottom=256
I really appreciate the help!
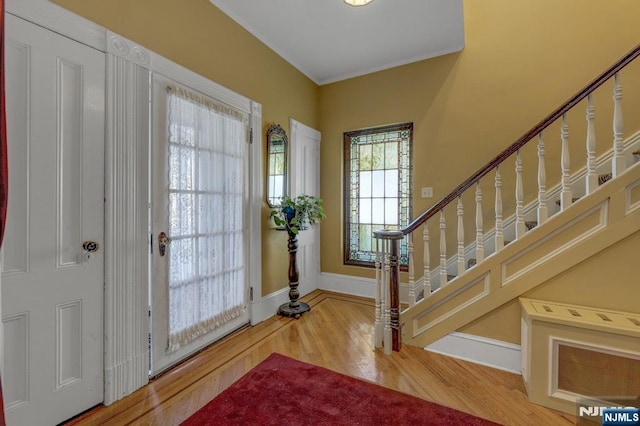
left=104, top=50, right=151, bottom=405
left=247, top=102, right=264, bottom=325
left=426, top=332, right=522, bottom=374
left=7, top=0, right=107, bottom=51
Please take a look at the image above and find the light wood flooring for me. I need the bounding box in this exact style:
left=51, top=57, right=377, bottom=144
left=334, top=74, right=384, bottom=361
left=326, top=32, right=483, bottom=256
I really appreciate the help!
left=66, top=291, right=577, bottom=425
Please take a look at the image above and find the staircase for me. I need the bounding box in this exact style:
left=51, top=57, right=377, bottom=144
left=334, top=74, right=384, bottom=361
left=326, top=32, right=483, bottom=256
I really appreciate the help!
left=373, top=44, right=640, bottom=355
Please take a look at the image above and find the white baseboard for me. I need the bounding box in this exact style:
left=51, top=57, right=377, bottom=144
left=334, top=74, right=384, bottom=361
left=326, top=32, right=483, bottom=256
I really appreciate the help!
left=426, top=331, right=521, bottom=374
left=318, top=272, right=413, bottom=302
left=250, top=282, right=320, bottom=325
left=318, top=272, right=375, bottom=297
left=250, top=287, right=289, bottom=325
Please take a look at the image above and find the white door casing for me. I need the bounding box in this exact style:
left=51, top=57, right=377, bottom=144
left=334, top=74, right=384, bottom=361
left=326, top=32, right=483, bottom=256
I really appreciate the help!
left=2, top=14, right=105, bottom=426
left=289, top=119, right=321, bottom=297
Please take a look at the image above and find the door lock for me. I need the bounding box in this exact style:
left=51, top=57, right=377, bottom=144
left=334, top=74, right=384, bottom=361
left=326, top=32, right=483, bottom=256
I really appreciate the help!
left=82, top=241, right=100, bottom=262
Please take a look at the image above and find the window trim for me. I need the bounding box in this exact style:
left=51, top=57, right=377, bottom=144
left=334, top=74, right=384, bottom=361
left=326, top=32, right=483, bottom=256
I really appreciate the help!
left=342, top=122, right=413, bottom=269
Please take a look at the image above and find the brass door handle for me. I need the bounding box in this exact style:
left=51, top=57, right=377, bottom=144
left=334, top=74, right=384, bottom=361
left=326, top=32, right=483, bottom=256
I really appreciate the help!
left=82, top=241, right=100, bottom=253
left=158, top=232, right=170, bottom=256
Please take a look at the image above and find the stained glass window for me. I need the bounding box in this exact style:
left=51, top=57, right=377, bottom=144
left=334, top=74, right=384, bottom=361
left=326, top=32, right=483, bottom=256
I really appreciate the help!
left=343, top=123, right=412, bottom=267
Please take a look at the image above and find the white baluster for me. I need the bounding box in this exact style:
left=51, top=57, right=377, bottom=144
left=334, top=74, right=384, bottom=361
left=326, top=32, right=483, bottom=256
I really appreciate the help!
left=537, top=133, right=548, bottom=225
left=612, top=73, right=625, bottom=177
left=374, top=238, right=382, bottom=348
left=457, top=197, right=465, bottom=276
left=495, top=166, right=504, bottom=252
left=585, top=94, right=598, bottom=194
left=423, top=225, right=431, bottom=298
left=439, top=210, right=447, bottom=287
left=515, top=150, right=526, bottom=239
left=475, top=182, right=484, bottom=264
left=560, top=114, right=572, bottom=211
left=383, top=241, right=391, bottom=355
left=407, top=233, right=415, bottom=307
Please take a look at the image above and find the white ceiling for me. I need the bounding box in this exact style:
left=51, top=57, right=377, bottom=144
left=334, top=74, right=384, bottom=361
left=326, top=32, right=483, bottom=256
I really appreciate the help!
left=209, top=0, right=465, bottom=85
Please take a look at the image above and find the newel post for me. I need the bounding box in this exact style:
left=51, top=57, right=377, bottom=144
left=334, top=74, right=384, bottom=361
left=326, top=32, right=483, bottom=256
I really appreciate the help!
left=373, top=229, right=404, bottom=352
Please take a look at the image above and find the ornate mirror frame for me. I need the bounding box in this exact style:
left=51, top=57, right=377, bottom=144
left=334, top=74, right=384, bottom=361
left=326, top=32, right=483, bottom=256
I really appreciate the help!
left=266, top=124, right=288, bottom=207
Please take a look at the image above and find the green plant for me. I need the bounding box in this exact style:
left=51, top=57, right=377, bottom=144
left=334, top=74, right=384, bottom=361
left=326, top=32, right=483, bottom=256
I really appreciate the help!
left=270, top=194, right=326, bottom=234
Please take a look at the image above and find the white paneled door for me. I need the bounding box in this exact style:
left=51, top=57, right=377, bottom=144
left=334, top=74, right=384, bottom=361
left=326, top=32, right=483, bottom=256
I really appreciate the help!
left=289, top=119, right=321, bottom=296
left=2, top=15, right=105, bottom=426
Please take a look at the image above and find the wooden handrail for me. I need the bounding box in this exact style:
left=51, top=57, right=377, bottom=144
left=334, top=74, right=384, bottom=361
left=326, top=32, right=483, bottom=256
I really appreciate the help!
left=403, top=42, right=640, bottom=234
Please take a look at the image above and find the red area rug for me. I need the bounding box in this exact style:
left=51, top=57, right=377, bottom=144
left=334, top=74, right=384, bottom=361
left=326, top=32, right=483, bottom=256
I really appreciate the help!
left=181, top=353, right=500, bottom=425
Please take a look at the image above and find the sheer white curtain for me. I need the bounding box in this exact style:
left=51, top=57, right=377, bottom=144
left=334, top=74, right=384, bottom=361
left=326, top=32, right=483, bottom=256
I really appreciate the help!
left=166, top=86, right=248, bottom=351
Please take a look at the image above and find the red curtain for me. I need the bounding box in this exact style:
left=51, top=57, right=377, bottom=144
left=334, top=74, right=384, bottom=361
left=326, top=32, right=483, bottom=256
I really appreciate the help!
left=0, top=0, right=8, bottom=423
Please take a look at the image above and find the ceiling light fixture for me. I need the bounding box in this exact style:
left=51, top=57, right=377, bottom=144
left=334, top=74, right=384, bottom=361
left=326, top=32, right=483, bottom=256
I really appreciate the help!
left=344, top=0, right=374, bottom=6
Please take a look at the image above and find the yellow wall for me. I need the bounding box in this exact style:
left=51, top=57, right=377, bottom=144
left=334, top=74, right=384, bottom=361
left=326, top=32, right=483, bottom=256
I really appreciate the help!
left=319, top=0, right=640, bottom=278
left=53, top=0, right=319, bottom=295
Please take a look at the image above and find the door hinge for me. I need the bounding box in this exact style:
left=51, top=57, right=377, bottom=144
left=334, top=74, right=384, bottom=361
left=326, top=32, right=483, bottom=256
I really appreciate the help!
left=249, top=128, right=253, bottom=144
left=149, top=233, right=153, bottom=254
left=250, top=287, right=254, bottom=302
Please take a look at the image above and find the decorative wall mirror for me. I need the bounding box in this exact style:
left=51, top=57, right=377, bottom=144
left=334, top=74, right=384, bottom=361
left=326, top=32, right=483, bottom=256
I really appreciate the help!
left=266, top=124, right=288, bottom=207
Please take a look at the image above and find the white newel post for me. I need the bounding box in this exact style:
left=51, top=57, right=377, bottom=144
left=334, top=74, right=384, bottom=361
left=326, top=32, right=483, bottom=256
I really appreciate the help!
left=104, top=34, right=151, bottom=405
left=383, top=241, right=392, bottom=355
left=585, top=94, right=598, bottom=194
left=612, top=73, right=625, bottom=177
left=374, top=240, right=382, bottom=348
left=537, top=133, right=548, bottom=225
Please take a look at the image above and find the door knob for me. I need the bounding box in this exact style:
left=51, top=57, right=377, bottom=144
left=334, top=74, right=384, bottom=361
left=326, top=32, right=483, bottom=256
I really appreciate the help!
left=158, top=232, right=170, bottom=257
left=82, top=241, right=100, bottom=253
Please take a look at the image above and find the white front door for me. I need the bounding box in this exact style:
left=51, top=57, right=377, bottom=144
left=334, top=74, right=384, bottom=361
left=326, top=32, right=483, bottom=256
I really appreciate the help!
left=2, top=14, right=105, bottom=426
left=289, top=119, right=321, bottom=296
left=150, top=74, right=250, bottom=375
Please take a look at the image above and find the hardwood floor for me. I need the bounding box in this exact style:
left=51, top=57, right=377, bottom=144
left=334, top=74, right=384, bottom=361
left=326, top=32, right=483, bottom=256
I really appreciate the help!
left=66, top=291, right=577, bottom=425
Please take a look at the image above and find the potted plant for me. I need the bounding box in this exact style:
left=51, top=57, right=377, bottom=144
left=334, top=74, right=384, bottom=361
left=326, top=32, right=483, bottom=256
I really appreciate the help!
left=269, top=194, right=325, bottom=319
left=270, top=194, right=326, bottom=235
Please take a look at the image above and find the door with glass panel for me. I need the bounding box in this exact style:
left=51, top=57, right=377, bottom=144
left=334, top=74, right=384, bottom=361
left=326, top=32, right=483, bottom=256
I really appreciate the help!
left=150, top=74, right=250, bottom=374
